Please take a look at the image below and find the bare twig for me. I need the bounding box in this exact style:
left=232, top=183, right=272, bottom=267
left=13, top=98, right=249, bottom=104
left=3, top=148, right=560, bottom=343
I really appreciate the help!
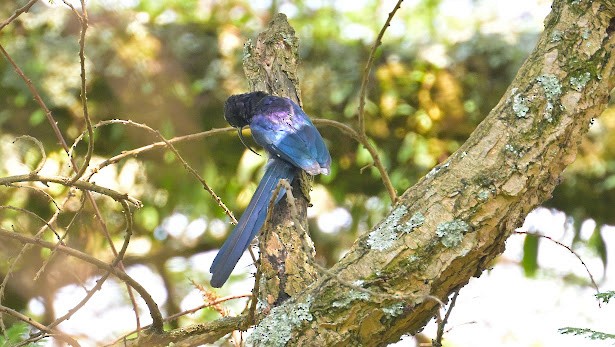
left=1, top=183, right=61, bottom=210
left=0, top=174, right=142, bottom=207
left=362, top=139, right=397, bottom=202
left=61, top=0, right=94, bottom=184
left=357, top=0, right=404, bottom=134
left=313, top=118, right=362, bottom=142
left=0, top=205, right=63, bottom=337
left=0, top=227, right=164, bottom=332
left=0, top=206, right=63, bottom=242
left=45, top=200, right=133, bottom=331
left=0, top=0, right=38, bottom=31
left=355, top=1, right=404, bottom=203
left=515, top=231, right=600, bottom=295
left=13, top=135, right=46, bottom=175
left=72, top=118, right=237, bottom=223
left=247, top=263, right=262, bottom=324
left=0, top=44, right=73, bottom=169
left=152, top=128, right=238, bottom=224
left=34, top=191, right=86, bottom=281
left=67, top=120, right=234, bottom=173
left=0, top=305, right=80, bottom=347
left=0, top=203, right=65, bottom=310
left=108, top=294, right=251, bottom=346
left=434, top=290, right=460, bottom=346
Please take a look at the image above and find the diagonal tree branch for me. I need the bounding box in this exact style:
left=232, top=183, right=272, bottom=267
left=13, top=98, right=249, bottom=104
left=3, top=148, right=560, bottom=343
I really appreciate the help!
left=258, top=1, right=615, bottom=345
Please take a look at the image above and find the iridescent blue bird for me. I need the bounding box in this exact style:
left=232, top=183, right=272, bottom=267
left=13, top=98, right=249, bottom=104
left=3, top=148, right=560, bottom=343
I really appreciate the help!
left=210, top=91, right=331, bottom=287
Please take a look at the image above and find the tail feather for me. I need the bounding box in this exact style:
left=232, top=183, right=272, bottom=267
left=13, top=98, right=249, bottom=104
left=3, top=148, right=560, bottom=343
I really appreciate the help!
left=210, top=159, right=295, bottom=287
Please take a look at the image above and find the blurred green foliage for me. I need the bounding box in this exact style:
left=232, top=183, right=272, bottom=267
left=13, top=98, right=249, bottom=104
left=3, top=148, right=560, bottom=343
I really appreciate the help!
left=0, top=322, right=46, bottom=346
left=0, top=0, right=612, bottom=337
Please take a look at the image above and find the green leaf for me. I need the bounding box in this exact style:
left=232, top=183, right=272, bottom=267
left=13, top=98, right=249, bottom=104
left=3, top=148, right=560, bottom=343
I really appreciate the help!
left=559, top=327, right=615, bottom=341
left=588, top=227, right=607, bottom=269
left=595, top=290, right=615, bottom=304
left=29, top=109, right=45, bottom=126
left=522, top=234, right=539, bottom=277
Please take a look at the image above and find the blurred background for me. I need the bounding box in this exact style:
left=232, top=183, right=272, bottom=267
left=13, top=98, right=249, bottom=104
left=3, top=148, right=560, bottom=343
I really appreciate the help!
left=0, top=0, right=614, bottom=345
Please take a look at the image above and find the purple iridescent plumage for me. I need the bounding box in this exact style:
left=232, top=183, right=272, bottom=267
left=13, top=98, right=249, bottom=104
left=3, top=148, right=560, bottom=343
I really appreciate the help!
left=209, top=92, right=331, bottom=287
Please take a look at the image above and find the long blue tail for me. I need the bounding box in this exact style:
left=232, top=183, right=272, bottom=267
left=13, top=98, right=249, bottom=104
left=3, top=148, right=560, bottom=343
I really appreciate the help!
left=210, top=158, right=295, bottom=287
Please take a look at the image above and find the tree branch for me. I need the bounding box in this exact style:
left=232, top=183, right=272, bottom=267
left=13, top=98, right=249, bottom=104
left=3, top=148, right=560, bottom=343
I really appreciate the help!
left=0, top=228, right=164, bottom=333
left=0, top=174, right=142, bottom=207
left=244, top=1, right=615, bottom=345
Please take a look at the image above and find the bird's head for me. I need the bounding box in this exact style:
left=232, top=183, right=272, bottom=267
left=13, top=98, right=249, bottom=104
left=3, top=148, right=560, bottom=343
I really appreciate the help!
left=224, top=91, right=268, bottom=156
left=224, top=91, right=268, bottom=127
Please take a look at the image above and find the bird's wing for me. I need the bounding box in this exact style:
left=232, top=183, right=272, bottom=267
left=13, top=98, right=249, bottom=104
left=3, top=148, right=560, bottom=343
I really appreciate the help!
left=251, top=102, right=330, bottom=175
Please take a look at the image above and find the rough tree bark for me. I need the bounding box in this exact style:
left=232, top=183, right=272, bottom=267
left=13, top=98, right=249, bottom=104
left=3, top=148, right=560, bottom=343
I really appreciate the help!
left=243, top=14, right=320, bottom=306
left=124, top=0, right=615, bottom=346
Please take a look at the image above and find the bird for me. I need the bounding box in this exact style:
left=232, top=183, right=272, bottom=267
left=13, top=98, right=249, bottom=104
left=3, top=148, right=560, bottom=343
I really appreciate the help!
left=209, top=91, right=331, bottom=287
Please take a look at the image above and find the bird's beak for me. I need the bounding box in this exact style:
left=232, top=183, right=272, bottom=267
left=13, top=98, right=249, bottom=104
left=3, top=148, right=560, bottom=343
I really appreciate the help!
left=237, top=127, right=261, bottom=156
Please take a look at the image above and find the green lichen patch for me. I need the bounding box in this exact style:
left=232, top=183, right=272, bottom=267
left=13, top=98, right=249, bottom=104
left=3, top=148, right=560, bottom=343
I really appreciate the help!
left=537, top=74, right=563, bottom=122
left=550, top=30, right=563, bottom=42
left=426, top=162, right=450, bottom=178
left=332, top=289, right=370, bottom=308
left=504, top=143, right=521, bottom=157
left=403, top=212, right=425, bottom=233
left=435, top=220, right=470, bottom=248
left=570, top=71, right=592, bottom=91
left=382, top=302, right=406, bottom=318
left=511, top=88, right=530, bottom=118
left=367, top=205, right=408, bottom=251
left=537, top=74, right=562, bottom=100
left=477, top=190, right=491, bottom=202
left=248, top=297, right=314, bottom=347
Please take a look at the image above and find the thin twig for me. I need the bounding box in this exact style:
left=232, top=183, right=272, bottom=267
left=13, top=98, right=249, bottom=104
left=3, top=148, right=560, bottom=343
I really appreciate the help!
left=0, top=174, right=142, bottom=207
left=313, top=118, right=362, bottom=142
left=45, top=200, right=133, bottom=331
left=34, top=191, right=86, bottom=281
left=355, top=0, right=404, bottom=203
left=357, top=0, right=404, bottom=134
left=0, top=43, right=74, bottom=162
left=362, top=139, right=397, bottom=202
left=108, top=294, right=251, bottom=346
left=62, top=0, right=94, bottom=184
left=0, top=0, right=38, bottom=31
left=315, top=120, right=396, bottom=202
left=248, top=248, right=265, bottom=325
left=0, top=206, right=63, bottom=242
left=0, top=204, right=63, bottom=333
left=71, top=118, right=237, bottom=223
left=153, top=128, right=238, bottom=223
left=0, top=227, right=164, bottom=332
left=13, top=135, right=47, bottom=175
left=0, top=305, right=80, bottom=347
left=434, top=290, right=460, bottom=346
left=67, top=120, right=233, bottom=174
left=515, top=231, right=600, bottom=295
left=2, top=183, right=61, bottom=210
